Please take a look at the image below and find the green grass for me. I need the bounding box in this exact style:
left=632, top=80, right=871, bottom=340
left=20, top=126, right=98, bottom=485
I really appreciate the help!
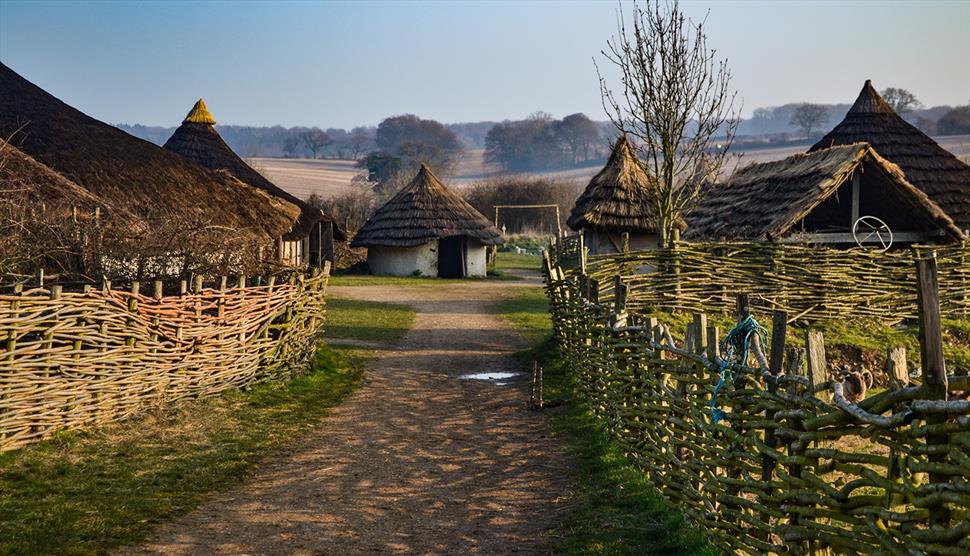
left=329, top=273, right=520, bottom=286
left=494, top=251, right=542, bottom=271
left=632, top=307, right=970, bottom=375
left=0, top=345, right=363, bottom=556
left=326, top=297, right=415, bottom=344
left=498, top=287, right=715, bottom=555
left=0, top=295, right=422, bottom=556
left=497, top=287, right=552, bottom=346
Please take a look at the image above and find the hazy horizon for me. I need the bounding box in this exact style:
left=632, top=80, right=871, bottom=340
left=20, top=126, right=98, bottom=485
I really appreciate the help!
left=1, top=0, right=968, bottom=129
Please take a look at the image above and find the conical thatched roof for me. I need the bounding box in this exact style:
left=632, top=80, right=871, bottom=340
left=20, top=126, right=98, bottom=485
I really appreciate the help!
left=567, top=136, right=663, bottom=233
left=352, top=164, right=503, bottom=248
left=183, top=99, right=216, bottom=125
left=686, top=143, right=964, bottom=242
left=162, top=100, right=344, bottom=241
left=0, top=63, right=299, bottom=242
left=811, top=81, right=970, bottom=230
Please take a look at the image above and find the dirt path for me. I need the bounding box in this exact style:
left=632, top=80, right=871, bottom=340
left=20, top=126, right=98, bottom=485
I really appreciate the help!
left=125, top=278, right=571, bottom=555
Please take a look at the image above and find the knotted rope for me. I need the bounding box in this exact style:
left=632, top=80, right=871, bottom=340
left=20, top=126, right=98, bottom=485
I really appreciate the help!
left=710, top=314, right=767, bottom=424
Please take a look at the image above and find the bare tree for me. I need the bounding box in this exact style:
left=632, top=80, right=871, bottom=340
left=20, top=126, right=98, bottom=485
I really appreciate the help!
left=597, top=0, right=739, bottom=247
left=301, top=128, right=331, bottom=159
left=282, top=136, right=301, bottom=158
left=349, top=127, right=372, bottom=160
left=789, top=103, right=829, bottom=139
left=881, top=87, right=923, bottom=115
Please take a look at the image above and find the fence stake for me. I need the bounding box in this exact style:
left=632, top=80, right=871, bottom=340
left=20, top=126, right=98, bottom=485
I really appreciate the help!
left=759, top=310, right=788, bottom=537
left=886, top=347, right=908, bottom=389
left=916, top=254, right=950, bottom=528
left=805, top=330, right=828, bottom=402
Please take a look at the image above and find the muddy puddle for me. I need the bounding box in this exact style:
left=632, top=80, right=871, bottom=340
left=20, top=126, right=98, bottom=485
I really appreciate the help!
left=458, top=371, right=523, bottom=385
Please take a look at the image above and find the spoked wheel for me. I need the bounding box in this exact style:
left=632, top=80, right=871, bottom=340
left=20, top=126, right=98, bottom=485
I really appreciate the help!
left=852, top=216, right=893, bottom=251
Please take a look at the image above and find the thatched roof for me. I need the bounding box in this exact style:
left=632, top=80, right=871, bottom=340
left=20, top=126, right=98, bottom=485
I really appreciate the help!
left=685, top=143, right=964, bottom=242
left=163, top=100, right=344, bottom=241
left=1, top=140, right=113, bottom=213
left=352, top=164, right=503, bottom=248
left=182, top=98, right=216, bottom=125
left=811, top=81, right=970, bottom=230
left=0, top=62, right=300, bottom=242
left=567, top=136, right=664, bottom=233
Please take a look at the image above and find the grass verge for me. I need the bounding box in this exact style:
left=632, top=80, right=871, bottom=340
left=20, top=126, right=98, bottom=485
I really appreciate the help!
left=498, top=287, right=715, bottom=555
left=494, top=251, right=542, bottom=271
left=0, top=345, right=362, bottom=556
left=0, top=296, right=418, bottom=556
left=326, top=297, right=415, bottom=344
left=330, top=273, right=520, bottom=287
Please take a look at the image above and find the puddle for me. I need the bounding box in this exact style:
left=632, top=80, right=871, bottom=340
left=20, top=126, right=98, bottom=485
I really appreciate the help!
left=458, top=372, right=522, bottom=385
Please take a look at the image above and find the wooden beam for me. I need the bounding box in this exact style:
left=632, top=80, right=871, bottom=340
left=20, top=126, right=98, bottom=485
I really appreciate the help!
left=778, top=231, right=943, bottom=244
left=851, top=170, right=861, bottom=225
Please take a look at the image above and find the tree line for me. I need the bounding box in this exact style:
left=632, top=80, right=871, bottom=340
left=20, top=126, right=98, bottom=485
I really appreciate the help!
left=484, top=112, right=610, bottom=172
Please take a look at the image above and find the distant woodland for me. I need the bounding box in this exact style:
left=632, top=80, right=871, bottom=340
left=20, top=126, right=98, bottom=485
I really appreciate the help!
left=118, top=98, right=969, bottom=163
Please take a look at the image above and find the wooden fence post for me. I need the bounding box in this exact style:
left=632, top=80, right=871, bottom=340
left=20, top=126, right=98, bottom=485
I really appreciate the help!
left=614, top=275, right=627, bottom=313
left=886, top=346, right=908, bottom=390
left=916, top=254, right=950, bottom=528
left=579, top=233, right=587, bottom=275
left=736, top=293, right=750, bottom=320
left=805, top=330, right=828, bottom=403
left=588, top=278, right=599, bottom=304
left=783, top=345, right=806, bottom=549
left=760, top=310, right=787, bottom=538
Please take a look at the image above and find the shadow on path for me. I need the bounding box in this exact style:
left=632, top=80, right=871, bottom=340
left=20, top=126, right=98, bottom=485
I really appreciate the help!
left=123, top=277, right=571, bottom=555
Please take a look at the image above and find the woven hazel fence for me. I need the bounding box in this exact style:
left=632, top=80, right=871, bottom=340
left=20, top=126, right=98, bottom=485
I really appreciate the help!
left=0, top=265, right=330, bottom=452
left=543, top=250, right=970, bottom=554
left=571, top=241, right=970, bottom=323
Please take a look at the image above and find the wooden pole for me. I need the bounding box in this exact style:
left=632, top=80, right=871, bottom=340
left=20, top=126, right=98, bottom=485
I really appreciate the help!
left=916, top=254, right=950, bottom=528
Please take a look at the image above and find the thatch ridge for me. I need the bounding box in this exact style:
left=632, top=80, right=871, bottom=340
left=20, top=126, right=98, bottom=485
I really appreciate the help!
left=0, top=62, right=299, bottom=242
left=352, top=164, right=503, bottom=248
left=162, top=101, right=344, bottom=240
left=811, top=80, right=970, bottom=230
left=567, top=136, right=663, bottom=233
left=686, top=143, right=964, bottom=241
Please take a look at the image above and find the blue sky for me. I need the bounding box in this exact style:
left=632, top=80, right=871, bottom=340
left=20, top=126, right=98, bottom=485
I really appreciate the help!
left=1, top=0, right=968, bottom=129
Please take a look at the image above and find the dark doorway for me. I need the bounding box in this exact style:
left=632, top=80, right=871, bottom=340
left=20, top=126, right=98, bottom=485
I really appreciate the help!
left=437, top=236, right=466, bottom=278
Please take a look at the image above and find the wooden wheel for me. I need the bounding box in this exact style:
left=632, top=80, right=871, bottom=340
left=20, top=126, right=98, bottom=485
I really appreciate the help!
left=852, top=216, right=893, bottom=251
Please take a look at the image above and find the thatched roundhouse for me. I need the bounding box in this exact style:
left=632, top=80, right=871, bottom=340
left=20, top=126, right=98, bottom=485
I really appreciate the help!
left=0, top=62, right=301, bottom=261
left=568, top=136, right=672, bottom=254
left=163, top=100, right=344, bottom=267
left=352, top=164, right=503, bottom=277
left=686, top=143, right=964, bottom=246
left=811, top=80, right=970, bottom=233
left=1, top=140, right=115, bottom=215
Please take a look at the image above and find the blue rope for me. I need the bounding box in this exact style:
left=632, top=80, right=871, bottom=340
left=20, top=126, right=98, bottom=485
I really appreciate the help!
left=709, top=315, right=767, bottom=425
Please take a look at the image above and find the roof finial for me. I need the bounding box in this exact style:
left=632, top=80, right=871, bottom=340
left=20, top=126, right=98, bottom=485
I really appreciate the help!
left=183, top=99, right=216, bottom=125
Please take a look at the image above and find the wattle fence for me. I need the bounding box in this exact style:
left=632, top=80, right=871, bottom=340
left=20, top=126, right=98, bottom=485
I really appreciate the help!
left=543, top=241, right=970, bottom=554
left=551, top=237, right=970, bottom=324
left=1, top=266, right=330, bottom=452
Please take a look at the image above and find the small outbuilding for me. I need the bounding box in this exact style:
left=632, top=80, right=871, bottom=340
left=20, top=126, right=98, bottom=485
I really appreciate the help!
left=811, top=80, right=970, bottom=233
left=686, top=143, right=964, bottom=247
left=567, top=136, right=673, bottom=254
left=352, top=164, right=503, bottom=278
left=163, top=99, right=345, bottom=267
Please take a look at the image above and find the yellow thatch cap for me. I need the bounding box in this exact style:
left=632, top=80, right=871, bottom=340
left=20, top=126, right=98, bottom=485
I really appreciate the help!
left=183, top=99, right=216, bottom=125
